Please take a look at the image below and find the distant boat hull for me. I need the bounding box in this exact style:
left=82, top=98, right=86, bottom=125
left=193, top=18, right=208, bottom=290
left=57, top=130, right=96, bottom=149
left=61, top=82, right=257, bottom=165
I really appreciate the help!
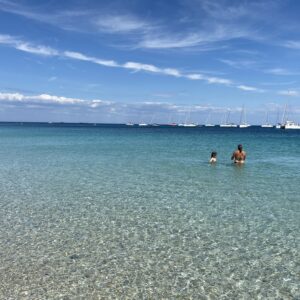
left=261, top=124, right=273, bottom=128
left=220, top=124, right=237, bottom=128
left=239, top=124, right=251, bottom=128
left=183, top=123, right=197, bottom=127
left=283, top=121, right=300, bottom=129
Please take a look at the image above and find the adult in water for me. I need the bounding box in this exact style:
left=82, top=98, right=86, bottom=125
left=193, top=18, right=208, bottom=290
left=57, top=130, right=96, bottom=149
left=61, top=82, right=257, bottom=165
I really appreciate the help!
left=231, top=144, right=246, bottom=164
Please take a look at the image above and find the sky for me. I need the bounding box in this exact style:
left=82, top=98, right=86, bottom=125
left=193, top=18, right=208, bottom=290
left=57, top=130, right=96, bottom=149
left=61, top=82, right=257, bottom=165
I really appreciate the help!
left=0, top=0, right=300, bottom=124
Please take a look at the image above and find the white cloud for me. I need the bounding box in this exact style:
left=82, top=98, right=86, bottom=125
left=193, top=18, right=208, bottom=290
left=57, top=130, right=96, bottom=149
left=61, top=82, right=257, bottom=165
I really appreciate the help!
left=0, top=33, right=17, bottom=44
left=264, top=68, right=300, bottom=76
left=0, top=92, right=85, bottom=105
left=237, top=85, right=264, bottom=92
left=185, top=74, right=204, bottom=80
left=283, top=40, right=300, bottom=49
left=278, top=90, right=299, bottom=97
left=0, top=33, right=264, bottom=92
left=16, top=43, right=59, bottom=56
left=0, top=34, right=59, bottom=56
left=94, top=15, right=151, bottom=33
left=0, top=92, right=24, bottom=101
left=0, top=92, right=114, bottom=108
left=219, top=59, right=257, bottom=69
left=63, top=51, right=118, bottom=67
left=1, top=0, right=297, bottom=53
left=206, top=77, right=232, bottom=85
left=0, top=91, right=233, bottom=114
left=123, top=62, right=161, bottom=73
left=139, top=33, right=203, bottom=49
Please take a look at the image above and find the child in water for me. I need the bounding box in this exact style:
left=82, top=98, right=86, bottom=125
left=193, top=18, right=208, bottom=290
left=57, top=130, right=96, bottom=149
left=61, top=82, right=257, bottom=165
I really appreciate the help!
left=209, top=151, right=217, bottom=163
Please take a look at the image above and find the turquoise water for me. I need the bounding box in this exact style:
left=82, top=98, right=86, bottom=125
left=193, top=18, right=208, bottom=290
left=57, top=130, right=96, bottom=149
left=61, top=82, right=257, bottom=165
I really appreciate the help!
left=0, top=124, right=299, bottom=299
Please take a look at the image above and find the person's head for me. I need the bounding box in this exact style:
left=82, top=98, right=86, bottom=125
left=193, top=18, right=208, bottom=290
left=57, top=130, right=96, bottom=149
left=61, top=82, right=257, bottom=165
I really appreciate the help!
left=238, top=144, right=243, bottom=152
left=211, top=151, right=217, bottom=158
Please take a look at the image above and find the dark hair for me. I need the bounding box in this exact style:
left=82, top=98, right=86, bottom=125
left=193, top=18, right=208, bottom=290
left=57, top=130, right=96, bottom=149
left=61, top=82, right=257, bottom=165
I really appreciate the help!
left=238, top=144, right=243, bottom=152
left=211, top=151, right=217, bottom=158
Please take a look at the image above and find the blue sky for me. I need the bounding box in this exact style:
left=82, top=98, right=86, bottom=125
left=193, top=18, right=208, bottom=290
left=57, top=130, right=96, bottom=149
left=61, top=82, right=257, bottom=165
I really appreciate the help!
left=0, top=0, right=300, bottom=124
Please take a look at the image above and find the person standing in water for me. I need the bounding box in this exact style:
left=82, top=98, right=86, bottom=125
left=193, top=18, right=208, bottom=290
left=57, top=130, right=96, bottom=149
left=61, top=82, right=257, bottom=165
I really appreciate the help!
left=209, top=151, right=217, bottom=163
left=231, top=144, right=246, bottom=163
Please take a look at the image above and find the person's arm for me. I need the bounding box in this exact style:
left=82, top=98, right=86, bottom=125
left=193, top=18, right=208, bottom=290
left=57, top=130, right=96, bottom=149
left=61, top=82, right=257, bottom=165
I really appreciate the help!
left=231, top=151, right=235, bottom=160
left=243, top=151, right=246, bottom=160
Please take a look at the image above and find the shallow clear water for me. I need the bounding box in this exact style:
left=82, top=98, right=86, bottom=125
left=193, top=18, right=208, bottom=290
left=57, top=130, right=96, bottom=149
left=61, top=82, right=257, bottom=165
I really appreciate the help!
left=0, top=124, right=299, bottom=299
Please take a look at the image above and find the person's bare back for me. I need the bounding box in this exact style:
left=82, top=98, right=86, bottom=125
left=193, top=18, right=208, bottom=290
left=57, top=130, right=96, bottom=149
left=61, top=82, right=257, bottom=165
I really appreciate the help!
left=231, top=144, right=246, bottom=163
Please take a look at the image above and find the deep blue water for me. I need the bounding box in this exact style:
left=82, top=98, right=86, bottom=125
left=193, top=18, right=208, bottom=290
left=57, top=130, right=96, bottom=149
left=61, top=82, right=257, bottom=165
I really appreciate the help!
left=0, top=124, right=299, bottom=298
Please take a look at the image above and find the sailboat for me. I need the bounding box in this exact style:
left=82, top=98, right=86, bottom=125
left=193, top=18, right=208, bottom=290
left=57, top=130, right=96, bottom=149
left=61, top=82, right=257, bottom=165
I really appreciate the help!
left=183, top=107, right=197, bottom=127
left=282, top=120, right=300, bottom=129
left=204, top=111, right=215, bottom=127
left=261, top=111, right=273, bottom=128
left=239, top=105, right=250, bottom=128
left=274, top=107, right=281, bottom=129
left=281, top=104, right=300, bottom=129
left=220, top=110, right=237, bottom=127
left=149, top=114, right=159, bottom=126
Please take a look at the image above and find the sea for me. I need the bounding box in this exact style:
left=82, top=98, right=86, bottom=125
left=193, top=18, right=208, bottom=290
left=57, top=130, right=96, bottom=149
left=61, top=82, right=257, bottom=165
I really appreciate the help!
left=0, top=123, right=299, bottom=299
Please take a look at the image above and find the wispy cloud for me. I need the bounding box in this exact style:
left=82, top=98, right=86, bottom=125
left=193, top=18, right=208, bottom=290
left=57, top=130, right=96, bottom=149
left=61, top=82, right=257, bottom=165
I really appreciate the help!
left=0, top=0, right=92, bottom=31
left=0, top=0, right=276, bottom=50
left=219, top=59, right=257, bottom=69
left=0, top=34, right=241, bottom=88
left=138, top=24, right=253, bottom=49
left=278, top=90, right=300, bottom=97
left=3, top=90, right=298, bottom=123
left=237, top=85, right=264, bottom=92
left=283, top=40, right=300, bottom=50
left=94, top=15, right=151, bottom=33
left=0, top=34, right=58, bottom=56
left=264, top=68, right=300, bottom=76
left=0, top=91, right=239, bottom=113
left=48, top=76, right=57, bottom=82
left=63, top=51, right=118, bottom=67
left=0, top=33, right=266, bottom=93
left=0, top=92, right=111, bottom=106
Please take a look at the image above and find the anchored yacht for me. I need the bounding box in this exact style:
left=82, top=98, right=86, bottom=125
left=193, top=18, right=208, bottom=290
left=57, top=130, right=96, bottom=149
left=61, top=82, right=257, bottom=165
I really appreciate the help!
left=282, top=120, right=300, bottom=129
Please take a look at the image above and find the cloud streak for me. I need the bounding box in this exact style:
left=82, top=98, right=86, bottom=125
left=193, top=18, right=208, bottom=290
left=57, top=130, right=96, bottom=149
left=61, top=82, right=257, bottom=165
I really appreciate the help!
left=0, top=92, right=109, bottom=106
left=94, top=15, right=152, bottom=33
left=278, top=90, right=300, bottom=97
left=0, top=34, right=58, bottom=56
left=0, top=33, right=241, bottom=88
left=283, top=40, right=300, bottom=50
left=0, top=91, right=240, bottom=114
left=264, top=68, right=300, bottom=76
left=0, top=0, right=284, bottom=51
left=237, top=85, right=264, bottom=92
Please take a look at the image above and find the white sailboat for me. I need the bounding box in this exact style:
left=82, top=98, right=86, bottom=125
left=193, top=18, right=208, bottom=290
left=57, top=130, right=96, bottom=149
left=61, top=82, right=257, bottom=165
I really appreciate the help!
left=239, top=105, right=250, bottom=128
left=204, top=111, right=215, bottom=127
left=183, top=107, right=197, bottom=127
left=282, top=120, right=300, bottom=129
left=261, top=111, right=273, bottom=128
left=275, top=107, right=282, bottom=129
left=149, top=114, right=159, bottom=126
left=280, top=104, right=300, bottom=129
left=220, top=110, right=237, bottom=127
